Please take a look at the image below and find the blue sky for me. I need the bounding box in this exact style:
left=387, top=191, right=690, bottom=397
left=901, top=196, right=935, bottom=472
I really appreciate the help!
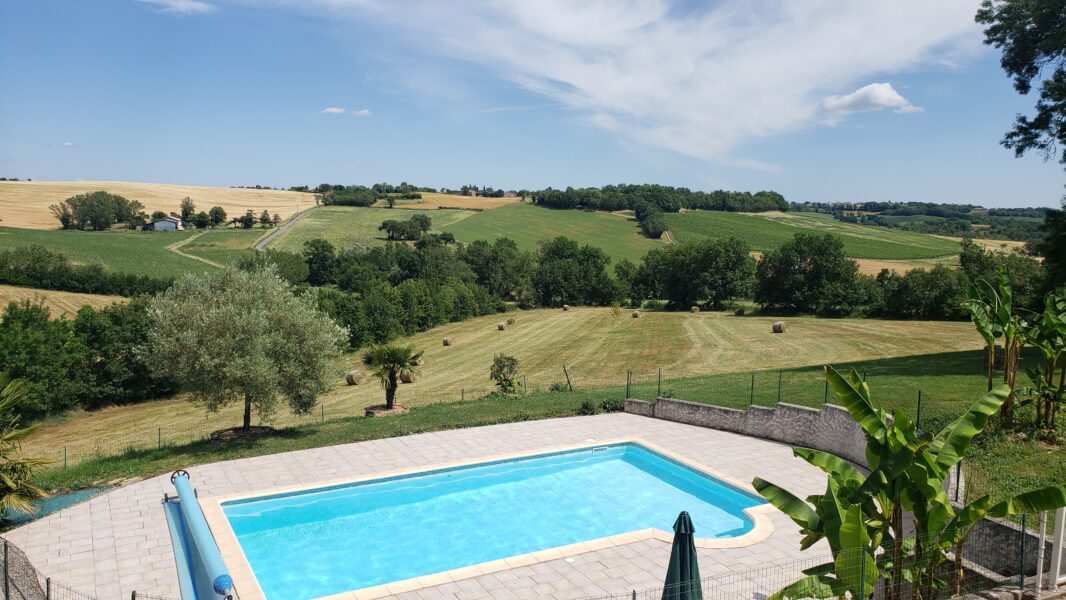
left=1, top=0, right=1063, bottom=207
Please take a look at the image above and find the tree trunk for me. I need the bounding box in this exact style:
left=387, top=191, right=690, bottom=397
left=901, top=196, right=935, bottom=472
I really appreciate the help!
left=386, top=371, right=398, bottom=410
left=954, top=541, right=965, bottom=597
left=987, top=342, right=994, bottom=392
left=243, top=395, right=252, bottom=431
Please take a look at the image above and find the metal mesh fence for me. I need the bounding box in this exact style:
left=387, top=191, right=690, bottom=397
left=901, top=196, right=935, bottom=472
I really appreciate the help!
left=585, top=529, right=1038, bottom=600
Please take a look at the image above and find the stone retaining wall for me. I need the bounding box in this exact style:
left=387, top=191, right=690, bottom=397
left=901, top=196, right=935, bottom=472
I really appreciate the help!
left=624, top=397, right=869, bottom=466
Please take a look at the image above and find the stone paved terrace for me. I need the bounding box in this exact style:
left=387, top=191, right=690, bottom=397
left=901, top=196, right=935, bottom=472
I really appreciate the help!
left=11, top=413, right=831, bottom=599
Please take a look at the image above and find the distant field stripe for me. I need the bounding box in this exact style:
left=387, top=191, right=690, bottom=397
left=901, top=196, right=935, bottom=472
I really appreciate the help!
left=664, top=211, right=959, bottom=260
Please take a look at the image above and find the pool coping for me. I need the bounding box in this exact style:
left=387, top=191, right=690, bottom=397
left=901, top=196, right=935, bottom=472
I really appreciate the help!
left=199, top=437, right=776, bottom=600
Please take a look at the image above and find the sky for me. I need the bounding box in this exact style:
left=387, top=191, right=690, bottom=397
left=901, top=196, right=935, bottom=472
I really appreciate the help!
left=1, top=0, right=1064, bottom=208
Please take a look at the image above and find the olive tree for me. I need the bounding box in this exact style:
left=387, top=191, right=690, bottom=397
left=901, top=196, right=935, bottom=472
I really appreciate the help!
left=144, top=267, right=347, bottom=431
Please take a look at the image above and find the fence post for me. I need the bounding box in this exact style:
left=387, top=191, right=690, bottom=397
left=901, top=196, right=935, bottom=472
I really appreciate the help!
left=657, top=368, right=662, bottom=398
left=776, top=371, right=782, bottom=404
left=461, top=388, right=464, bottom=402
left=954, top=462, right=962, bottom=502
left=1021, top=514, right=1028, bottom=590
left=823, top=380, right=828, bottom=404
left=1037, top=511, right=1048, bottom=596
left=46, top=577, right=50, bottom=600
left=749, top=373, right=755, bottom=406
left=63, top=446, right=68, bottom=470
left=4, top=539, right=9, bottom=600
left=626, top=370, right=632, bottom=399
left=158, top=427, right=162, bottom=449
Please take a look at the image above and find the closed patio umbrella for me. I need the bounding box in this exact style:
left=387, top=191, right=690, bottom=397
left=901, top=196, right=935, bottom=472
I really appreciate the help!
left=662, top=511, right=702, bottom=600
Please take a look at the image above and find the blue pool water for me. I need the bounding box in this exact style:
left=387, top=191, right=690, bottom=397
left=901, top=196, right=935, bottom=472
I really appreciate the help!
left=223, top=443, right=765, bottom=599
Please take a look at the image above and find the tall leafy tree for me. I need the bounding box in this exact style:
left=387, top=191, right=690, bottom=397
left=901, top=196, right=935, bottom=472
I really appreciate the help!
left=636, top=239, right=754, bottom=309
left=977, top=0, right=1066, bottom=169
left=144, top=267, right=347, bottom=431
left=180, top=197, right=196, bottom=222
left=755, top=233, right=861, bottom=315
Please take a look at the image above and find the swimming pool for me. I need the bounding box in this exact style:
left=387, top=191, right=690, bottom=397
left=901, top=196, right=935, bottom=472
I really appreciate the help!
left=221, top=442, right=767, bottom=599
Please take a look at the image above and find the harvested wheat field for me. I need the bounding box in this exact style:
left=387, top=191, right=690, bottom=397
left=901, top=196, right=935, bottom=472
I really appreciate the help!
left=376, top=192, right=521, bottom=211
left=0, top=285, right=125, bottom=317
left=24, top=307, right=983, bottom=465
left=0, top=180, right=315, bottom=229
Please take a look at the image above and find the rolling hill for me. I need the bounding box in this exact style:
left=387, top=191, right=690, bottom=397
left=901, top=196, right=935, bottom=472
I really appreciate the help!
left=0, top=180, right=315, bottom=230
left=665, top=210, right=960, bottom=260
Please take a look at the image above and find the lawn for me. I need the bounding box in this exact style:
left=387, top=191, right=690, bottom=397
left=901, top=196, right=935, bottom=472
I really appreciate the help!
left=268, top=207, right=477, bottom=252
left=178, top=229, right=267, bottom=265
left=0, top=226, right=212, bottom=277
left=442, top=203, right=664, bottom=265
left=35, top=346, right=1062, bottom=512
left=24, top=308, right=983, bottom=468
left=665, top=211, right=961, bottom=260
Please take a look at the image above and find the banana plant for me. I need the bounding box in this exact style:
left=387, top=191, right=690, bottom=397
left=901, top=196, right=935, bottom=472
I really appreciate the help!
left=961, top=286, right=1001, bottom=392
left=753, top=366, right=1066, bottom=600
left=965, top=267, right=1027, bottom=424
left=1023, top=290, right=1066, bottom=429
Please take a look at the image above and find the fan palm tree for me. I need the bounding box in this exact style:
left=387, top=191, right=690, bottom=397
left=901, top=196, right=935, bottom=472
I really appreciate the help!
left=360, top=344, right=423, bottom=410
left=0, top=376, right=49, bottom=519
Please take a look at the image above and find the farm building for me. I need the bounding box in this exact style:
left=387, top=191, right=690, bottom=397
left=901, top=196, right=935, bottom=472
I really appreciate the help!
left=153, top=212, right=184, bottom=231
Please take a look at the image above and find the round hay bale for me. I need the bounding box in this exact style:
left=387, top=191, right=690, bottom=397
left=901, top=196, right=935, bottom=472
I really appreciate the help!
left=506, top=317, right=516, bottom=325
left=631, top=310, right=641, bottom=318
left=690, top=306, right=700, bottom=313
left=734, top=308, right=746, bottom=316
left=772, top=321, right=787, bottom=334
left=562, top=304, right=570, bottom=311
left=399, top=371, right=419, bottom=384
left=345, top=371, right=366, bottom=386
left=497, top=322, right=507, bottom=331
left=443, top=337, right=453, bottom=346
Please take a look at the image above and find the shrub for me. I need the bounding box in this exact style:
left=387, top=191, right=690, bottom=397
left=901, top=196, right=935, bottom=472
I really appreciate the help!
left=548, top=381, right=569, bottom=393
left=577, top=399, right=599, bottom=415
left=489, top=354, right=520, bottom=394
left=600, top=398, right=624, bottom=412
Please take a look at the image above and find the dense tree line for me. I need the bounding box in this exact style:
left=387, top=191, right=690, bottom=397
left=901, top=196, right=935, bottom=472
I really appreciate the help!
left=0, top=298, right=176, bottom=419
left=50, top=191, right=146, bottom=230
left=379, top=214, right=431, bottom=241
left=532, top=184, right=787, bottom=213
left=793, top=201, right=1048, bottom=243
left=0, top=245, right=172, bottom=296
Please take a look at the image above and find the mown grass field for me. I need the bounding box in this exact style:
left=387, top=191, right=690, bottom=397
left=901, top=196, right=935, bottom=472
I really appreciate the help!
left=666, top=211, right=961, bottom=260
left=178, top=229, right=266, bottom=265
left=0, top=226, right=211, bottom=276
left=24, top=308, right=983, bottom=467
left=0, top=284, right=126, bottom=317
left=269, top=207, right=476, bottom=252
left=442, top=203, right=664, bottom=264
left=0, top=180, right=314, bottom=229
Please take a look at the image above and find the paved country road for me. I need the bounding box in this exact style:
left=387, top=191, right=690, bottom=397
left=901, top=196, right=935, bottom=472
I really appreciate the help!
left=254, top=205, right=318, bottom=251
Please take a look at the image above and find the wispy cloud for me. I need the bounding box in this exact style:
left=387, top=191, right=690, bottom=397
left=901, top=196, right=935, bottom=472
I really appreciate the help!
left=320, top=106, right=372, bottom=116
left=59, top=141, right=79, bottom=148
left=822, top=83, right=923, bottom=116
left=248, top=1, right=983, bottom=167
left=137, top=0, right=216, bottom=15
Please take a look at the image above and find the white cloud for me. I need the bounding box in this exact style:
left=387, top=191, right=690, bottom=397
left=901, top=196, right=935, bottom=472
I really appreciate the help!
left=60, top=141, right=75, bottom=147
left=822, top=83, right=923, bottom=116
left=137, top=0, right=216, bottom=15
left=320, top=106, right=372, bottom=116
left=250, top=1, right=984, bottom=166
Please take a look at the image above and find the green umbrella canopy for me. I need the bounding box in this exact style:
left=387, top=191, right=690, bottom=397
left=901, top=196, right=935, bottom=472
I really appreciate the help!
left=662, top=511, right=702, bottom=600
